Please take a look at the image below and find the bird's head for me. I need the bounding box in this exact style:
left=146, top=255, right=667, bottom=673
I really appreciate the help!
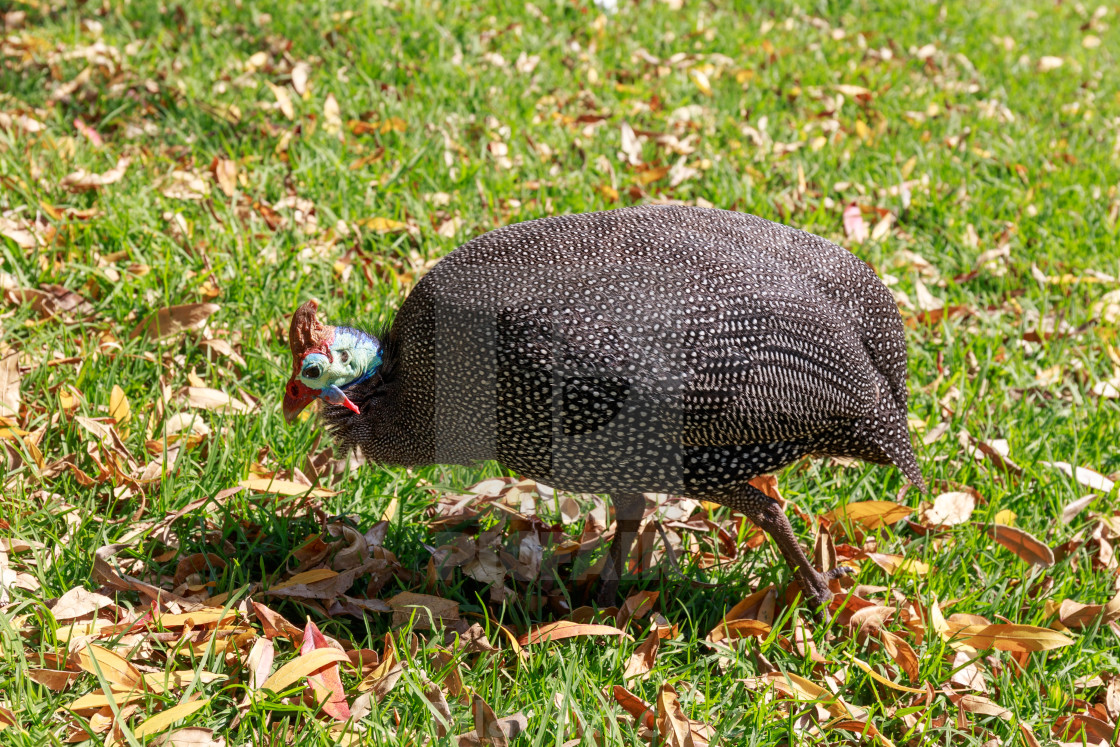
left=283, top=299, right=382, bottom=423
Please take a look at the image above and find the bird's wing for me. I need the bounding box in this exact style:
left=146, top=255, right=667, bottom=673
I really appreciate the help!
left=674, top=294, right=882, bottom=447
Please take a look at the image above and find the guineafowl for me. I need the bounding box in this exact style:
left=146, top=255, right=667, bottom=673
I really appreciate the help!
left=283, top=205, right=924, bottom=608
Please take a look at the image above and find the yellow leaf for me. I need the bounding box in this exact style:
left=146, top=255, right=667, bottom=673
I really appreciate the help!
left=77, top=644, right=158, bottom=693
left=108, top=385, right=130, bottom=425
left=360, top=216, right=410, bottom=233
left=271, top=568, right=338, bottom=589
left=689, top=69, right=712, bottom=96
left=993, top=509, right=1016, bottom=526
left=68, top=689, right=149, bottom=711
left=260, top=648, right=350, bottom=693
left=132, top=698, right=211, bottom=739
left=822, top=501, right=912, bottom=530
left=266, top=82, right=294, bottom=121
left=848, top=655, right=928, bottom=694
left=238, top=477, right=336, bottom=498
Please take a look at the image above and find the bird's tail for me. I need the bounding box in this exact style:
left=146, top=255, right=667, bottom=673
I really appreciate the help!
left=865, top=404, right=927, bottom=493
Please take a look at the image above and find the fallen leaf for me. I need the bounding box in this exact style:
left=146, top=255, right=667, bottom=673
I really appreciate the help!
left=949, top=623, right=1073, bottom=652
left=843, top=203, right=868, bottom=243
left=986, top=524, right=1055, bottom=567
left=238, top=477, right=336, bottom=498
left=1057, top=589, right=1120, bottom=629
left=132, top=699, right=211, bottom=739
left=299, top=618, right=350, bottom=721
left=160, top=170, right=211, bottom=200
left=108, top=385, right=130, bottom=425
left=622, top=631, right=659, bottom=680
left=266, top=81, right=295, bottom=120
left=1041, top=461, right=1115, bottom=493
left=848, top=655, right=927, bottom=694
left=656, top=684, right=695, bottom=747
left=387, top=592, right=459, bottom=629
left=212, top=158, right=238, bottom=198
left=60, top=156, right=130, bottom=192
left=922, top=492, right=975, bottom=526
left=0, top=352, right=21, bottom=418
left=260, top=648, right=350, bottom=693
left=519, top=620, right=627, bottom=645
left=323, top=94, right=342, bottom=134
left=612, top=685, right=655, bottom=729
left=51, top=586, right=114, bottom=621
left=131, top=303, right=220, bottom=340
left=823, top=501, right=912, bottom=530
left=77, top=643, right=153, bottom=692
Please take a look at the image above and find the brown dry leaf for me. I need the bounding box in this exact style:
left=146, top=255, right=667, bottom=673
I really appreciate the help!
left=986, top=524, right=1055, bottom=567
left=51, top=586, right=114, bottom=621
left=1057, top=589, right=1120, bottom=629
left=267, top=81, right=295, bottom=120
left=132, top=698, right=211, bottom=739
left=161, top=170, right=211, bottom=200
left=27, top=669, right=82, bottom=691
left=0, top=352, right=19, bottom=419
left=822, top=501, right=912, bottom=530
left=131, top=303, right=220, bottom=340
left=958, top=694, right=1013, bottom=720
left=616, top=590, right=659, bottom=629
left=212, top=158, right=238, bottom=198
left=612, top=685, right=656, bottom=729
left=388, top=592, right=459, bottom=629
left=519, top=620, right=628, bottom=645
left=922, top=492, right=975, bottom=526
left=60, top=156, right=130, bottom=192
left=469, top=695, right=527, bottom=746
left=950, top=623, right=1073, bottom=652
left=707, top=618, right=780, bottom=645
left=656, top=684, right=695, bottom=747
left=299, top=618, right=350, bottom=721
left=77, top=643, right=153, bottom=692
left=623, top=631, right=660, bottom=680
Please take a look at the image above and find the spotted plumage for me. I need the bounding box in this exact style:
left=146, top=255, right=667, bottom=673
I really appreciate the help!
left=284, top=205, right=924, bottom=608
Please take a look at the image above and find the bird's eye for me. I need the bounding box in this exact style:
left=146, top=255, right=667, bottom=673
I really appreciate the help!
left=340, top=351, right=350, bottom=364
left=303, top=363, right=322, bottom=379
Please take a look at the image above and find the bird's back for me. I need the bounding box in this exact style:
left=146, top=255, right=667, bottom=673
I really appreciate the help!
left=390, top=205, right=921, bottom=494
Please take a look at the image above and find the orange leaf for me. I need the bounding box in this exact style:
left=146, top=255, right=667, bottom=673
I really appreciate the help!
left=612, top=685, right=655, bottom=729
left=986, top=524, right=1055, bottom=567
left=519, top=620, right=628, bottom=645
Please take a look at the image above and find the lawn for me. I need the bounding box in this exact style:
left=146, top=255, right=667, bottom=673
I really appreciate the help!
left=1, top=0, right=1119, bottom=744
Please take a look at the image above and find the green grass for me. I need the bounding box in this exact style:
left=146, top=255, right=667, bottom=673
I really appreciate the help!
left=1, top=0, right=1119, bottom=744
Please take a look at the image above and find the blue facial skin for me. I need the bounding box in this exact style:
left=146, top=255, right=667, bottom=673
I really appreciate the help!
left=298, top=327, right=381, bottom=409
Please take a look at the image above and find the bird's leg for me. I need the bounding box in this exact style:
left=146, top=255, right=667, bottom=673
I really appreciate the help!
left=596, top=492, right=645, bottom=607
left=736, top=484, right=839, bottom=611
